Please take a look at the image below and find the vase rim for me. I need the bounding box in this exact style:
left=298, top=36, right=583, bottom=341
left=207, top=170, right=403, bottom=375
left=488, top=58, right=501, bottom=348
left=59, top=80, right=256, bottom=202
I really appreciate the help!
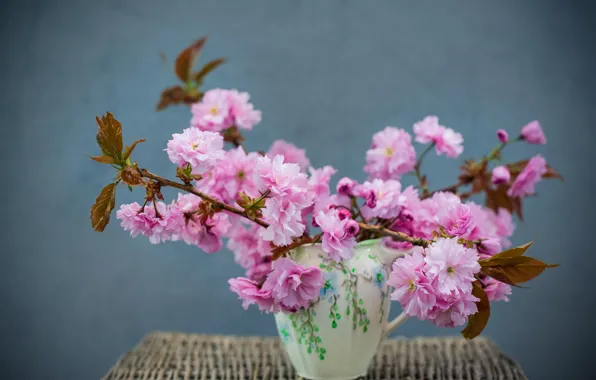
left=293, top=238, right=382, bottom=255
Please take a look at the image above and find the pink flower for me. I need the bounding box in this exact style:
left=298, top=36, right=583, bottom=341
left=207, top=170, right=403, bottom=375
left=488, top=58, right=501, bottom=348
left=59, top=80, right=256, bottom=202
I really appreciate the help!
left=424, top=237, right=480, bottom=296
left=190, top=89, right=231, bottom=132
left=497, top=129, right=509, bottom=143
left=520, top=120, right=546, bottom=144
left=488, top=208, right=515, bottom=248
left=491, top=165, right=511, bottom=185
left=260, top=196, right=308, bottom=246
left=195, top=147, right=260, bottom=204
left=254, top=155, right=308, bottom=197
left=308, top=166, right=337, bottom=198
left=336, top=177, right=358, bottom=196
left=435, top=128, right=464, bottom=158
left=508, top=155, right=547, bottom=198
left=477, top=237, right=502, bottom=257
left=413, top=115, right=445, bottom=144
left=267, top=140, right=310, bottom=171
left=228, top=277, right=277, bottom=313
left=365, top=127, right=416, bottom=180
left=389, top=249, right=436, bottom=320
left=357, top=179, right=405, bottom=219
left=412, top=116, right=464, bottom=158
left=441, top=204, right=475, bottom=237
left=483, top=277, right=512, bottom=302
left=228, top=90, right=261, bottom=130
left=117, top=202, right=177, bottom=244
left=227, top=223, right=272, bottom=282
left=165, top=128, right=225, bottom=174
left=427, top=292, right=479, bottom=327
left=170, top=194, right=231, bottom=253
left=315, top=209, right=357, bottom=261
left=190, top=88, right=261, bottom=132
left=262, top=258, right=325, bottom=311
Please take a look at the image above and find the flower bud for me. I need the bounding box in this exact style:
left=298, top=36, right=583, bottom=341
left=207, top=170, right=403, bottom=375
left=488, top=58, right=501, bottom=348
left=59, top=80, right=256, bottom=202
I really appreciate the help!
left=497, top=129, right=509, bottom=143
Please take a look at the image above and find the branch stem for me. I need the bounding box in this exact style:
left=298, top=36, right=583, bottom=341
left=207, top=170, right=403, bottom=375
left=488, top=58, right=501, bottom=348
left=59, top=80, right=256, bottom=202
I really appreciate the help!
left=139, top=168, right=270, bottom=228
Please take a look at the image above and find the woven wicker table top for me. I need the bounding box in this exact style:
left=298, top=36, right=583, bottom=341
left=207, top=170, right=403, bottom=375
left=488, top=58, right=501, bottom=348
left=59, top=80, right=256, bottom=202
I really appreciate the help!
left=102, top=332, right=527, bottom=380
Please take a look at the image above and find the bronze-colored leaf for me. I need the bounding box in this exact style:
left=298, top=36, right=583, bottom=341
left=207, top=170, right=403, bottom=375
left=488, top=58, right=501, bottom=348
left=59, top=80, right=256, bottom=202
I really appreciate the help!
left=461, top=281, right=490, bottom=339
left=96, top=112, right=123, bottom=158
left=480, top=256, right=559, bottom=286
left=480, top=242, right=533, bottom=265
left=120, top=166, right=144, bottom=186
left=175, top=37, right=207, bottom=82
left=485, top=185, right=524, bottom=220
left=544, top=164, right=564, bottom=181
left=90, top=183, right=117, bottom=232
left=122, top=139, right=146, bottom=161
left=157, top=86, right=186, bottom=111
left=194, top=58, right=226, bottom=84
left=89, top=155, right=118, bottom=165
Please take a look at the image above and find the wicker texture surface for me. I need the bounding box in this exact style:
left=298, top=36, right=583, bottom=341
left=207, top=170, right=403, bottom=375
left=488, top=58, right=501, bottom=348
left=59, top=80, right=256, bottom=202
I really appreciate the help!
left=103, top=332, right=527, bottom=380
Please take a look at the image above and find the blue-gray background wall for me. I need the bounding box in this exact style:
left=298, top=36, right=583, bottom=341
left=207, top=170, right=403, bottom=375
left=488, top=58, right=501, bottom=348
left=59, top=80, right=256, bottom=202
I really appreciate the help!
left=2, top=1, right=594, bottom=379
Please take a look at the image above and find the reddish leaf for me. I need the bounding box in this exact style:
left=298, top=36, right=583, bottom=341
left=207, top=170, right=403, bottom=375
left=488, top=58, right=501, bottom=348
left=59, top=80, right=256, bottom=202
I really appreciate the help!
left=175, top=37, right=207, bottom=82
left=122, top=139, right=146, bottom=161
left=96, top=113, right=123, bottom=159
left=461, top=281, right=490, bottom=339
left=485, top=185, right=524, bottom=220
left=90, top=183, right=117, bottom=232
left=480, top=256, right=559, bottom=286
left=156, top=86, right=186, bottom=111
left=480, top=241, right=533, bottom=263
left=194, top=58, right=226, bottom=84
left=89, top=155, right=118, bottom=165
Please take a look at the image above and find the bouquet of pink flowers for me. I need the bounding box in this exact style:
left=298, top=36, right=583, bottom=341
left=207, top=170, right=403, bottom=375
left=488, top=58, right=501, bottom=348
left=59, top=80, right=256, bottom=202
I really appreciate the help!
left=90, top=38, right=559, bottom=339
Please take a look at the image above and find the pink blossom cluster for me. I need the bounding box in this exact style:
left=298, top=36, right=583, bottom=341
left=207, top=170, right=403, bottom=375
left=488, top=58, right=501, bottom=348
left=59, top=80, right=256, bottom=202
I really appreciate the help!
left=116, top=194, right=231, bottom=253
left=227, top=222, right=273, bottom=283
left=388, top=238, right=481, bottom=327
left=382, top=189, right=515, bottom=255
left=365, top=127, right=416, bottom=180
left=165, top=129, right=225, bottom=174
left=195, top=147, right=261, bottom=204
left=413, top=116, right=464, bottom=158
left=255, top=155, right=314, bottom=246
left=315, top=208, right=358, bottom=261
left=191, top=88, right=262, bottom=132
left=267, top=140, right=310, bottom=171
left=229, top=258, right=324, bottom=313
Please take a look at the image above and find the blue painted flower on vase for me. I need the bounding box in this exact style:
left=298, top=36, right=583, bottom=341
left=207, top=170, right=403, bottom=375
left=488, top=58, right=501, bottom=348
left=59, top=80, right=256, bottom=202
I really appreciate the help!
left=372, top=264, right=385, bottom=289
left=320, top=271, right=339, bottom=300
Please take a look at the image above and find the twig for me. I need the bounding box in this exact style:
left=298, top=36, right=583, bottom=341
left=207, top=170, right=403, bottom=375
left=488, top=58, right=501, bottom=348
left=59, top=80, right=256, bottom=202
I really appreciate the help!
left=139, top=168, right=270, bottom=228
left=357, top=223, right=429, bottom=247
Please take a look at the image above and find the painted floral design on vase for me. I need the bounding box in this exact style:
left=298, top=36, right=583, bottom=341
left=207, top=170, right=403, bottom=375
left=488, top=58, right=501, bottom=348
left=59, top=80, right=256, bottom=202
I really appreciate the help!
left=274, top=239, right=407, bottom=380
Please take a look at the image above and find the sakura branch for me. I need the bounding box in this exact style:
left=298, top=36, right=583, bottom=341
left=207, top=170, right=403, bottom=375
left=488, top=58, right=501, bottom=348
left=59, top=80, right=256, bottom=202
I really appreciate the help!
left=88, top=37, right=560, bottom=340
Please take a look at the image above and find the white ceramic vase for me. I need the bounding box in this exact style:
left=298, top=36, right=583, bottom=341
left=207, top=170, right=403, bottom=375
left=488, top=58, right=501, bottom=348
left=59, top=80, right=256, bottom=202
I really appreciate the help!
left=274, top=239, right=407, bottom=380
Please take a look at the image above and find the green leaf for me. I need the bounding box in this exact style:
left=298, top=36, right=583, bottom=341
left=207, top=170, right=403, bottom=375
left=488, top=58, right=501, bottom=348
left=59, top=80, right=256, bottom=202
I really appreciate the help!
left=90, top=183, right=117, bottom=232
left=461, top=281, right=490, bottom=339
left=95, top=112, right=123, bottom=159
left=122, top=138, right=146, bottom=161
left=194, top=58, right=226, bottom=84
left=175, top=37, right=207, bottom=82
left=89, top=155, right=118, bottom=165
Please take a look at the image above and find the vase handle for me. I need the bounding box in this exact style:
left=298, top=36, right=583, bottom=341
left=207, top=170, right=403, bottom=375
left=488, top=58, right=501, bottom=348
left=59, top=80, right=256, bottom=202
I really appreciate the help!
left=382, top=311, right=408, bottom=340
